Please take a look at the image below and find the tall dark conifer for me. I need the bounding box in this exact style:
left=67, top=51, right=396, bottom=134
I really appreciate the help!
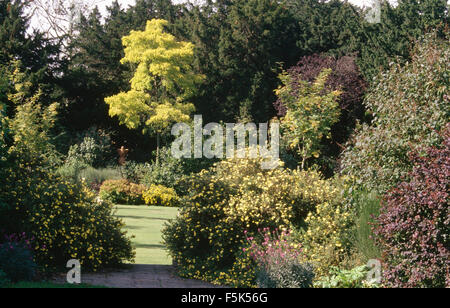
left=181, top=0, right=301, bottom=123
left=0, top=0, right=60, bottom=114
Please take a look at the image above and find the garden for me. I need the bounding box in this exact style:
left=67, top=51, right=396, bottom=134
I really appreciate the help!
left=0, top=0, right=448, bottom=289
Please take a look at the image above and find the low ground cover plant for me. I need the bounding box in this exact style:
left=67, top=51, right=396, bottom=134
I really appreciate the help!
left=99, top=179, right=146, bottom=205
left=314, top=265, right=378, bottom=288
left=0, top=269, right=10, bottom=287
left=245, top=228, right=314, bottom=288
left=0, top=233, right=37, bottom=283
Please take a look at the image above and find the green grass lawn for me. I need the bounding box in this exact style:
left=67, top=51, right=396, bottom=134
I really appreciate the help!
left=115, top=205, right=179, bottom=265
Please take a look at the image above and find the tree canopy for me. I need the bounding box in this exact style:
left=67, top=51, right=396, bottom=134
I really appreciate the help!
left=105, top=19, right=202, bottom=136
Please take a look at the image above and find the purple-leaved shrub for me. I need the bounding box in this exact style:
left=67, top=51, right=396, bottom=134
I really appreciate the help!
left=374, top=124, right=450, bottom=288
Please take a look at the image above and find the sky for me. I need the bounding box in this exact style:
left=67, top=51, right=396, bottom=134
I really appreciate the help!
left=95, top=0, right=381, bottom=15
left=97, top=0, right=135, bottom=13
left=28, top=0, right=395, bottom=36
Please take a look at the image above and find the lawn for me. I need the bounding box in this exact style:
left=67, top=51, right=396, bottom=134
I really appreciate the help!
left=115, top=205, right=179, bottom=265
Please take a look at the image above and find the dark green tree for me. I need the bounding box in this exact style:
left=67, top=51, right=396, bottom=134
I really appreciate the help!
left=126, top=0, right=181, bottom=30
left=354, top=0, right=448, bottom=81
left=286, top=0, right=448, bottom=81
left=61, top=0, right=180, bottom=160
left=0, top=0, right=61, bottom=115
left=180, top=0, right=301, bottom=123
left=286, top=0, right=361, bottom=56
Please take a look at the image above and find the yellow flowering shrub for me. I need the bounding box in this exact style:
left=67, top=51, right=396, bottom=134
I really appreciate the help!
left=163, top=156, right=337, bottom=287
left=143, top=185, right=180, bottom=207
left=298, top=177, right=356, bottom=278
left=0, top=72, right=135, bottom=271
left=99, top=179, right=146, bottom=205
left=0, top=159, right=135, bottom=271
left=216, top=159, right=339, bottom=228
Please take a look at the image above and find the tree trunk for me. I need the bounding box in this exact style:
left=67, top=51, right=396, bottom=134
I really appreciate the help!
left=299, top=144, right=306, bottom=171
left=156, top=132, right=161, bottom=165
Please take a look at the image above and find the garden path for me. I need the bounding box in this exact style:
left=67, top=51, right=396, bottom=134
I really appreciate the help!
left=53, top=264, right=221, bottom=288
left=52, top=206, right=220, bottom=288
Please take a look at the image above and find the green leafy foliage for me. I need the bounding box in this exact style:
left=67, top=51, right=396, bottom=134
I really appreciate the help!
left=180, top=0, right=301, bottom=123
left=0, top=269, right=10, bottom=287
left=121, top=161, right=149, bottom=184
left=0, top=0, right=60, bottom=100
left=314, top=265, right=377, bottom=288
left=287, top=0, right=448, bottom=81
left=0, top=235, right=37, bottom=283
left=274, top=54, right=367, bottom=174
left=298, top=177, right=356, bottom=278
left=340, top=33, right=450, bottom=193
left=7, top=67, right=61, bottom=166
left=0, top=61, right=135, bottom=272
left=62, top=1, right=179, bottom=155
left=353, top=190, right=381, bottom=262
left=56, top=159, right=90, bottom=185
left=59, top=143, right=120, bottom=189
left=0, top=103, right=7, bottom=163
left=354, top=0, right=448, bottom=81
left=65, top=127, right=114, bottom=168
left=66, top=138, right=102, bottom=167
left=60, top=0, right=448, bottom=133
left=276, top=68, right=341, bottom=170
left=142, top=147, right=185, bottom=193
left=1, top=0, right=448, bottom=288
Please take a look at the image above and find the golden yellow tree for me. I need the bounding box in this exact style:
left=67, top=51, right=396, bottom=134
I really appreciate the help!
left=275, top=69, right=341, bottom=170
left=105, top=19, right=203, bottom=159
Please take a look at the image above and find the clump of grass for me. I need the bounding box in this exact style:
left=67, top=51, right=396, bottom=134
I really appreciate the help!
left=353, top=190, right=381, bottom=261
left=57, top=162, right=122, bottom=190
left=79, top=166, right=122, bottom=185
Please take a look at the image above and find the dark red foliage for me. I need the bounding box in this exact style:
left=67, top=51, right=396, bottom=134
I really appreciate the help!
left=374, top=124, right=450, bottom=288
left=274, top=54, right=366, bottom=120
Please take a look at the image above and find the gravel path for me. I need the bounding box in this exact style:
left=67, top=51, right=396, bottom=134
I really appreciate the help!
left=53, top=264, right=221, bottom=288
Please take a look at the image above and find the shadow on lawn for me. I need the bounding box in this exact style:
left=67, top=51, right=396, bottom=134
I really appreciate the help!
left=134, top=243, right=166, bottom=249
left=117, top=215, right=171, bottom=221
left=125, top=225, right=145, bottom=230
